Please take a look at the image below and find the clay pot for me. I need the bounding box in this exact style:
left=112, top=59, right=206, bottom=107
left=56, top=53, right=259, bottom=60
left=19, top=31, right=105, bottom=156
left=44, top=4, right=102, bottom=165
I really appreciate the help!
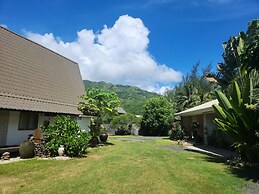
left=89, top=136, right=99, bottom=147
left=99, top=133, right=108, bottom=143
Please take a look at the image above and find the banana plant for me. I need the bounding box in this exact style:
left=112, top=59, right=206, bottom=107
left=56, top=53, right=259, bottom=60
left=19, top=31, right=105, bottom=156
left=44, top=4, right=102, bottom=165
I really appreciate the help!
left=212, top=80, right=259, bottom=162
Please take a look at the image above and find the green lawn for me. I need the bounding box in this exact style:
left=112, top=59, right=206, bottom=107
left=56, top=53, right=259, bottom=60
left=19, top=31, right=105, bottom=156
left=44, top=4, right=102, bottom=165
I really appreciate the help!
left=0, top=136, right=257, bottom=194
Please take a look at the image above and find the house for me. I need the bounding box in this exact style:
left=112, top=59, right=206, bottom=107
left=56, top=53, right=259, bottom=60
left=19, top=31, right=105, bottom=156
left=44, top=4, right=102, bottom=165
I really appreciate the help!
left=0, top=26, right=90, bottom=147
left=115, top=107, right=127, bottom=114
left=175, top=100, right=219, bottom=145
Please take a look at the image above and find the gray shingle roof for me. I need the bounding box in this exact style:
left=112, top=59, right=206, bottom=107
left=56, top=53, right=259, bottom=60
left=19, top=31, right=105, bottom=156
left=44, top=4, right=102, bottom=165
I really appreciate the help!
left=0, top=26, right=85, bottom=115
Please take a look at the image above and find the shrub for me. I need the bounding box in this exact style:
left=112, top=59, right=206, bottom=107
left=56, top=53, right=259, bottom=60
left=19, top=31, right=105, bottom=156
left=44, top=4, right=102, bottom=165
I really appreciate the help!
left=114, top=125, right=131, bottom=135
left=110, top=113, right=140, bottom=135
left=41, top=115, right=90, bottom=157
left=169, top=123, right=185, bottom=140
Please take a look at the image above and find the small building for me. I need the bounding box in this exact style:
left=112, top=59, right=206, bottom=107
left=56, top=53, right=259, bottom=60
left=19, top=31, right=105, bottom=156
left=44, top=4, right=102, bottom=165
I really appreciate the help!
left=115, top=107, right=127, bottom=114
left=0, top=26, right=90, bottom=147
left=175, top=100, right=219, bottom=145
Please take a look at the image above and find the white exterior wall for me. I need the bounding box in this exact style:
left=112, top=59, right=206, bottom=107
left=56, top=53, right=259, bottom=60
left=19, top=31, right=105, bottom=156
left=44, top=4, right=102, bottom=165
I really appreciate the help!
left=5, top=111, right=56, bottom=146
left=5, top=111, right=90, bottom=146
left=76, top=116, right=91, bottom=132
left=6, top=111, right=34, bottom=146
left=38, top=113, right=55, bottom=127
left=205, top=113, right=217, bottom=136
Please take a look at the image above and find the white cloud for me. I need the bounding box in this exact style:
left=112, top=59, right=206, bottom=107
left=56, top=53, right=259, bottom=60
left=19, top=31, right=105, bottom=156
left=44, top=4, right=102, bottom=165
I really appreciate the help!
left=0, top=24, right=8, bottom=28
left=26, top=15, right=182, bottom=93
left=146, top=85, right=173, bottom=95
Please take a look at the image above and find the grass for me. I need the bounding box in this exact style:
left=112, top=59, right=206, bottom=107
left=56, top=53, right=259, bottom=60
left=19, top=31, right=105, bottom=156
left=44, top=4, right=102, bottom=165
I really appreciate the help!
left=0, top=136, right=258, bottom=194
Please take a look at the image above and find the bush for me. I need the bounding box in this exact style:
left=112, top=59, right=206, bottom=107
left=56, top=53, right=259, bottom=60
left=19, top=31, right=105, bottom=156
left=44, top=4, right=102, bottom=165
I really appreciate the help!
left=169, top=123, right=185, bottom=140
left=110, top=113, right=140, bottom=135
left=114, top=125, right=131, bottom=135
left=41, top=115, right=90, bottom=157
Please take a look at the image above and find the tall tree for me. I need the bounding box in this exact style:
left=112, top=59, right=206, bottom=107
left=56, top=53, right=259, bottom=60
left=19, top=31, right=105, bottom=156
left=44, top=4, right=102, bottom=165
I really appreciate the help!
left=166, top=63, right=215, bottom=112
left=139, top=97, right=174, bottom=136
left=78, top=88, right=120, bottom=136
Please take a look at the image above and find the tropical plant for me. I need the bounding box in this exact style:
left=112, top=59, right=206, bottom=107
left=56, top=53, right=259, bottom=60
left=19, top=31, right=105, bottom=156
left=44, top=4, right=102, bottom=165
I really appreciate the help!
left=139, top=97, right=174, bottom=136
left=213, top=80, right=259, bottom=162
left=240, top=19, right=259, bottom=73
left=207, top=19, right=259, bottom=93
left=42, top=115, right=90, bottom=157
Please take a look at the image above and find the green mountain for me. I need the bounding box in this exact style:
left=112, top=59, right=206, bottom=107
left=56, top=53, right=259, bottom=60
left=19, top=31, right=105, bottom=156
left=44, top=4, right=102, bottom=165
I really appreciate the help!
left=83, top=80, right=161, bottom=115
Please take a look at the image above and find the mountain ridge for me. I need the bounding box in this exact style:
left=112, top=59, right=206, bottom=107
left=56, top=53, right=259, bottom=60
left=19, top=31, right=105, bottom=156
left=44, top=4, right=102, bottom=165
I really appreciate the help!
left=83, top=80, right=161, bottom=115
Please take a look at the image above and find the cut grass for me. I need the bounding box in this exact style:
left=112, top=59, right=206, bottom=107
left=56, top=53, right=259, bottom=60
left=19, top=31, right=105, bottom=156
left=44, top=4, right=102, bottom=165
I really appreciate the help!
left=0, top=136, right=257, bottom=194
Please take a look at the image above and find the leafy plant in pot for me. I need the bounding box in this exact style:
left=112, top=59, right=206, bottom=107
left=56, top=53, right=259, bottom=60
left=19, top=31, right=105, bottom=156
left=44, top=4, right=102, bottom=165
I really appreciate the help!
left=78, top=88, right=120, bottom=146
left=99, top=125, right=108, bottom=143
left=88, top=117, right=100, bottom=147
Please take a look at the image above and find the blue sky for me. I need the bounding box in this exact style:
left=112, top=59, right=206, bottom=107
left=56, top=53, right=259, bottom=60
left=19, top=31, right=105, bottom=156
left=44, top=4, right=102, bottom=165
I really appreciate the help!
left=0, top=0, right=258, bottom=93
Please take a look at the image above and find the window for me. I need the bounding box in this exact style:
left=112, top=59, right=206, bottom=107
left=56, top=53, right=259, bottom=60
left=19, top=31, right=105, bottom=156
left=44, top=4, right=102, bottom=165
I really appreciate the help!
left=18, top=111, right=39, bottom=130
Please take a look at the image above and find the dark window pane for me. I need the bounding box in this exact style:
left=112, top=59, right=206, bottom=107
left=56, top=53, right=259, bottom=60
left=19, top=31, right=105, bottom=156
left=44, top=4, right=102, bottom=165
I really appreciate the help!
left=18, top=112, right=38, bottom=130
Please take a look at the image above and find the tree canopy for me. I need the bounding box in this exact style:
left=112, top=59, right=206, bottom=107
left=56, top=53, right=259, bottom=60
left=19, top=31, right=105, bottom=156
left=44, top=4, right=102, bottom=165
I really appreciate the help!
left=78, top=88, right=120, bottom=117
left=166, top=63, right=216, bottom=112
left=139, top=97, right=174, bottom=136
left=207, top=19, right=259, bottom=93
left=78, top=88, right=120, bottom=137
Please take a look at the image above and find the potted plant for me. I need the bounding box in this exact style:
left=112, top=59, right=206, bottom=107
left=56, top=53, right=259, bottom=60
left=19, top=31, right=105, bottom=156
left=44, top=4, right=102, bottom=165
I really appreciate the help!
left=78, top=88, right=120, bottom=146
left=99, top=124, right=108, bottom=143
left=89, top=117, right=100, bottom=147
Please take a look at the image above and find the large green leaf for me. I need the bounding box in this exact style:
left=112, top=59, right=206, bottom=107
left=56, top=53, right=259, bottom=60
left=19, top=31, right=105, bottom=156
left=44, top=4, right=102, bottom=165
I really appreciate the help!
left=237, top=32, right=245, bottom=56
left=215, top=90, right=232, bottom=110
left=212, top=104, right=227, bottom=120
left=230, top=81, right=241, bottom=108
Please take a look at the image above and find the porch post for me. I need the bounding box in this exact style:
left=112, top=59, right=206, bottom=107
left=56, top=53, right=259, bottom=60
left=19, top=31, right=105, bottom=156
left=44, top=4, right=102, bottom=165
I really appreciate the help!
left=203, top=113, right=207, bottom=145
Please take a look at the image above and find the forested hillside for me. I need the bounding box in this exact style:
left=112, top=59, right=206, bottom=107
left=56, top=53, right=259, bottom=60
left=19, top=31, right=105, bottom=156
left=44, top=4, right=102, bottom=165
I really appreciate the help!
left=83, top=80, right=160, bottom=115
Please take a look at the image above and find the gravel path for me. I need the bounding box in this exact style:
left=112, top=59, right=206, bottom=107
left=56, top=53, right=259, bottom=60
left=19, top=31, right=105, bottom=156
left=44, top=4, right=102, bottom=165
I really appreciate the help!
left=0, top=156, right=70, bottom=164
left=113, top=136, right=164, bottom=142
left=244, top=182, right=259, bottom=194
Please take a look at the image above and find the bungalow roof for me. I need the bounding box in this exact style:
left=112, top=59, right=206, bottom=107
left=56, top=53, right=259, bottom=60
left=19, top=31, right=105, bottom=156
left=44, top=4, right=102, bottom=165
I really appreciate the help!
left=0, top=26, right=84, bottom=115
left=115, top=107, right=127, bottom=114
left=175, top=99, right=218, bottom=117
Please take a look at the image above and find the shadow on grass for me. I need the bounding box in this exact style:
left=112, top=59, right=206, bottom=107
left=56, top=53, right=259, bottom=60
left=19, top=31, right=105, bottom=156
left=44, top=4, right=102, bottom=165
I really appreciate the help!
left=103, top=142, right=114, bottom=146
left=96, top=142, right=115, bottom=147
left=201, top=155, right=259, bottom=183
left=230, top=166, right=259, bottom=183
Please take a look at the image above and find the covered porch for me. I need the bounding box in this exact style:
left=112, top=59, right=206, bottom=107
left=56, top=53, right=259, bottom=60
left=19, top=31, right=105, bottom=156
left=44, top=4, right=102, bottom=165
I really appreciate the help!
left=175, top=100, right=219, bottom=145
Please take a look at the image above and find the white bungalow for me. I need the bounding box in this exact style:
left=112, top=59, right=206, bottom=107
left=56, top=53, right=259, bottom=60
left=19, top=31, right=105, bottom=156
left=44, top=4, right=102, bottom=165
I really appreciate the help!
left=175, top=100, right=219, bottom=145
